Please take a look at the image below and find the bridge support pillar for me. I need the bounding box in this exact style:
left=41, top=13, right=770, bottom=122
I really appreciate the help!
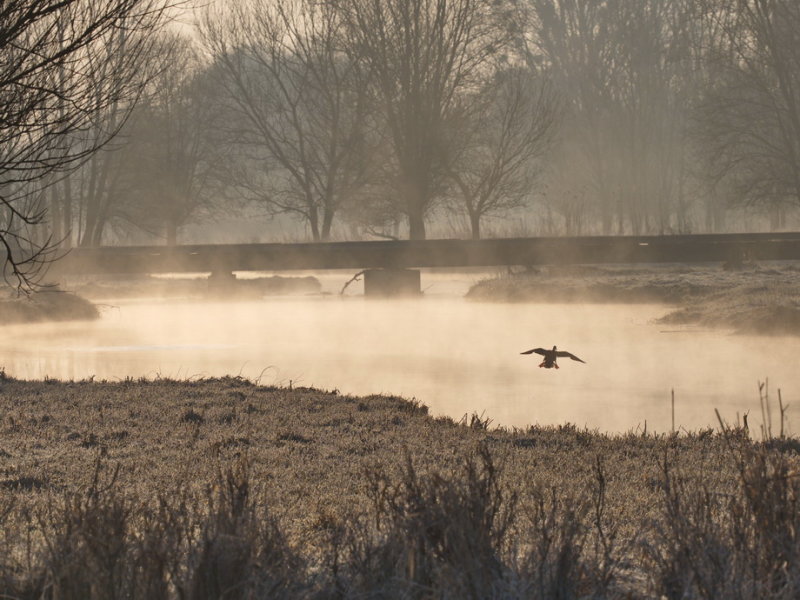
left=363, top=269, right=420, bottom=298
left=207, top=270, right=236, bottom=293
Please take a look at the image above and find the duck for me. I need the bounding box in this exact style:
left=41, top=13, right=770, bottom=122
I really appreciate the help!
left=521, top=346, right=585, bottom=369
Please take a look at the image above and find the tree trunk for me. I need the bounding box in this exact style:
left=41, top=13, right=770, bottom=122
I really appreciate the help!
left=406, top=184, right=427, bottom=240
left=770, top=205, right=786, bottom=231
left=469, top=211, right=481, bottom=240
left=81, top=156, right=101, bottom=247
left=601, top=193, right=613, bottom=235
left=309, top=207, right=320, bottom=241
left=91, top=219, right=104, bottom=247
left=321, top=207, right=334, bottom=241
left=408, top=211, right=426, bottom=240
left=50, top=186, right=63, bottom=244
left=61, top=175, right=73, bottom=248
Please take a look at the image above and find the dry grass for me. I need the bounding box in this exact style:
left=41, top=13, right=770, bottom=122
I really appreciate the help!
left=466, top=262, right=800, bottom=335
left=0, top=375, right=799, bottom=597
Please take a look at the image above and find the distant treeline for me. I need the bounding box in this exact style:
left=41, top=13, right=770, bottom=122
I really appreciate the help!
left=3, top=1, right=800, bottom=289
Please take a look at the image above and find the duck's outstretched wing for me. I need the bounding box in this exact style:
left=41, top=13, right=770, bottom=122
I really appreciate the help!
left=556, top=350, right=586, bottom=363
left=521, top=348, right=547, bottom=356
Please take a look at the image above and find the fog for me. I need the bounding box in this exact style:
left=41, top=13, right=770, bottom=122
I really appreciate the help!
left=2, top=273, right=796, bottom=434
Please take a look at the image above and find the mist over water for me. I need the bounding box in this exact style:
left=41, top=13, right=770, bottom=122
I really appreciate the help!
left=1, top=273, right=797, bottom=433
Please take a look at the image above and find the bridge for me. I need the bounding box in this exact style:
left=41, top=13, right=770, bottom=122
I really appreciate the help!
left=50, top=231, right=800, bottom=295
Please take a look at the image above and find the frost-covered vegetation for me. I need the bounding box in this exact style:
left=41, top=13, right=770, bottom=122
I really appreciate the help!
left=0, top=375, right=799, bottom=598
left=467, top=262, right=800, bottom=335
left=0, top=290, right=99, bottom=326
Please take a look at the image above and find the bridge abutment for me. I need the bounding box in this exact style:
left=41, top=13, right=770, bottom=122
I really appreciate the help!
left=363, top=269, right=420, bottom=298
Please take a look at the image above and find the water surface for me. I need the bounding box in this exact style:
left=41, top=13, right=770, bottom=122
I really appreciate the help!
left=1, top=287, right=796, bottom=433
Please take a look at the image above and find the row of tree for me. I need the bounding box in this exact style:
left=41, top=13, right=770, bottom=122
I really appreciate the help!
left=524, top=0, right=800, bottom=236
left=0, top=0, right=176, bottom=290
left=3, top=0, right=800, bottom=290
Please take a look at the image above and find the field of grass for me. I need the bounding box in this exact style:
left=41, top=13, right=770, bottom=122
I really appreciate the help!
left=466, top=262, right=800, bottom=335
left=1, top=373, right=799, bottom=598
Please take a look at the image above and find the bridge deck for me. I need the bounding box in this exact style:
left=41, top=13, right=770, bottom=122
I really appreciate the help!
left=50, top=232, right=800, bottom=275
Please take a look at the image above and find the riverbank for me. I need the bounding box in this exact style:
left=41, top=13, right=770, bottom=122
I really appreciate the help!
left=0, top=289, right=99, bottom=325
left=0, top=375, right=798, bottom=597
left=466, top=261, right=800, bottom=335
left=0, top=274, right=322, bottom=326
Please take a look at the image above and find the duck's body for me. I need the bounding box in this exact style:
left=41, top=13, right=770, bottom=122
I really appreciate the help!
left=521, top=345, right=585, bottom=369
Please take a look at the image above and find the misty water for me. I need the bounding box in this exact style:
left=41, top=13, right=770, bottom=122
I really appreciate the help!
left=1, top=272, right=797, bottom=434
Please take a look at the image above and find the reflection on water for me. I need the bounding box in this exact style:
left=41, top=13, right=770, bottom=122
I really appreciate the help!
left=1, top=293, right=797, bottom=433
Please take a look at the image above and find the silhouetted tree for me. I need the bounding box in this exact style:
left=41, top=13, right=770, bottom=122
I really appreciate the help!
left=694, top=0, right=800, bottom=219
left=443, top=66, right=560, bottom=239
left=116, top=33, right=222, bottom=245
left=337, top=0, right=512, bottom=239
left=523, top=0, right=706, bottom=234
left=0, top=0, right=174, bottom=290
left=200, top=0, right=371, bottom=241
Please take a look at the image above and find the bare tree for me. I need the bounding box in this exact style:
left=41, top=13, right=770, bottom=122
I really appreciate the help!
left=200, top=0, right=371, bottom=241
left=443, top=66, right=559, bottom=238
left=0, top=0, right=174, bottom=291
left=337, top=0, right=511, bottom=239
left=523, top=0, right=705, bottom=234
left=111, top=33, right=222, bottom=245
left=695, top=0, right=800, bottom=217
left=70, top=18, right=177, bottom=247
left=520, top=0, right=621, bottom=234
left=603, top=0, right=699, bottom=234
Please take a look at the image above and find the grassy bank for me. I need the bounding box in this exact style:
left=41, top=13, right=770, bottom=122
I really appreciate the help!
left=1, top=375, right=799, bottom=598
left=0, top=289, right=99, bottom=325
left=466, top=262, right=800, bottom=335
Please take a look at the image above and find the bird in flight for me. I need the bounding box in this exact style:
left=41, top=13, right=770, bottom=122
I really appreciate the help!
left=521, top=346, right=586, bottom=369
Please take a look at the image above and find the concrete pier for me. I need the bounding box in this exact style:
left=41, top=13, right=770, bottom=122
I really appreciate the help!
left=207, top=270, right=236, bottom=294
left=363, top=269, right=421, bottom=297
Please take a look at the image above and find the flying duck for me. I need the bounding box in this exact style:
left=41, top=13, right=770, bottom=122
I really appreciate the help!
left=521, top=346, right=585, bottom=369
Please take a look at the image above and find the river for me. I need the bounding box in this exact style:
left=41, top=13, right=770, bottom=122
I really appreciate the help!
left=1, top=272, right=797, bottom=433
